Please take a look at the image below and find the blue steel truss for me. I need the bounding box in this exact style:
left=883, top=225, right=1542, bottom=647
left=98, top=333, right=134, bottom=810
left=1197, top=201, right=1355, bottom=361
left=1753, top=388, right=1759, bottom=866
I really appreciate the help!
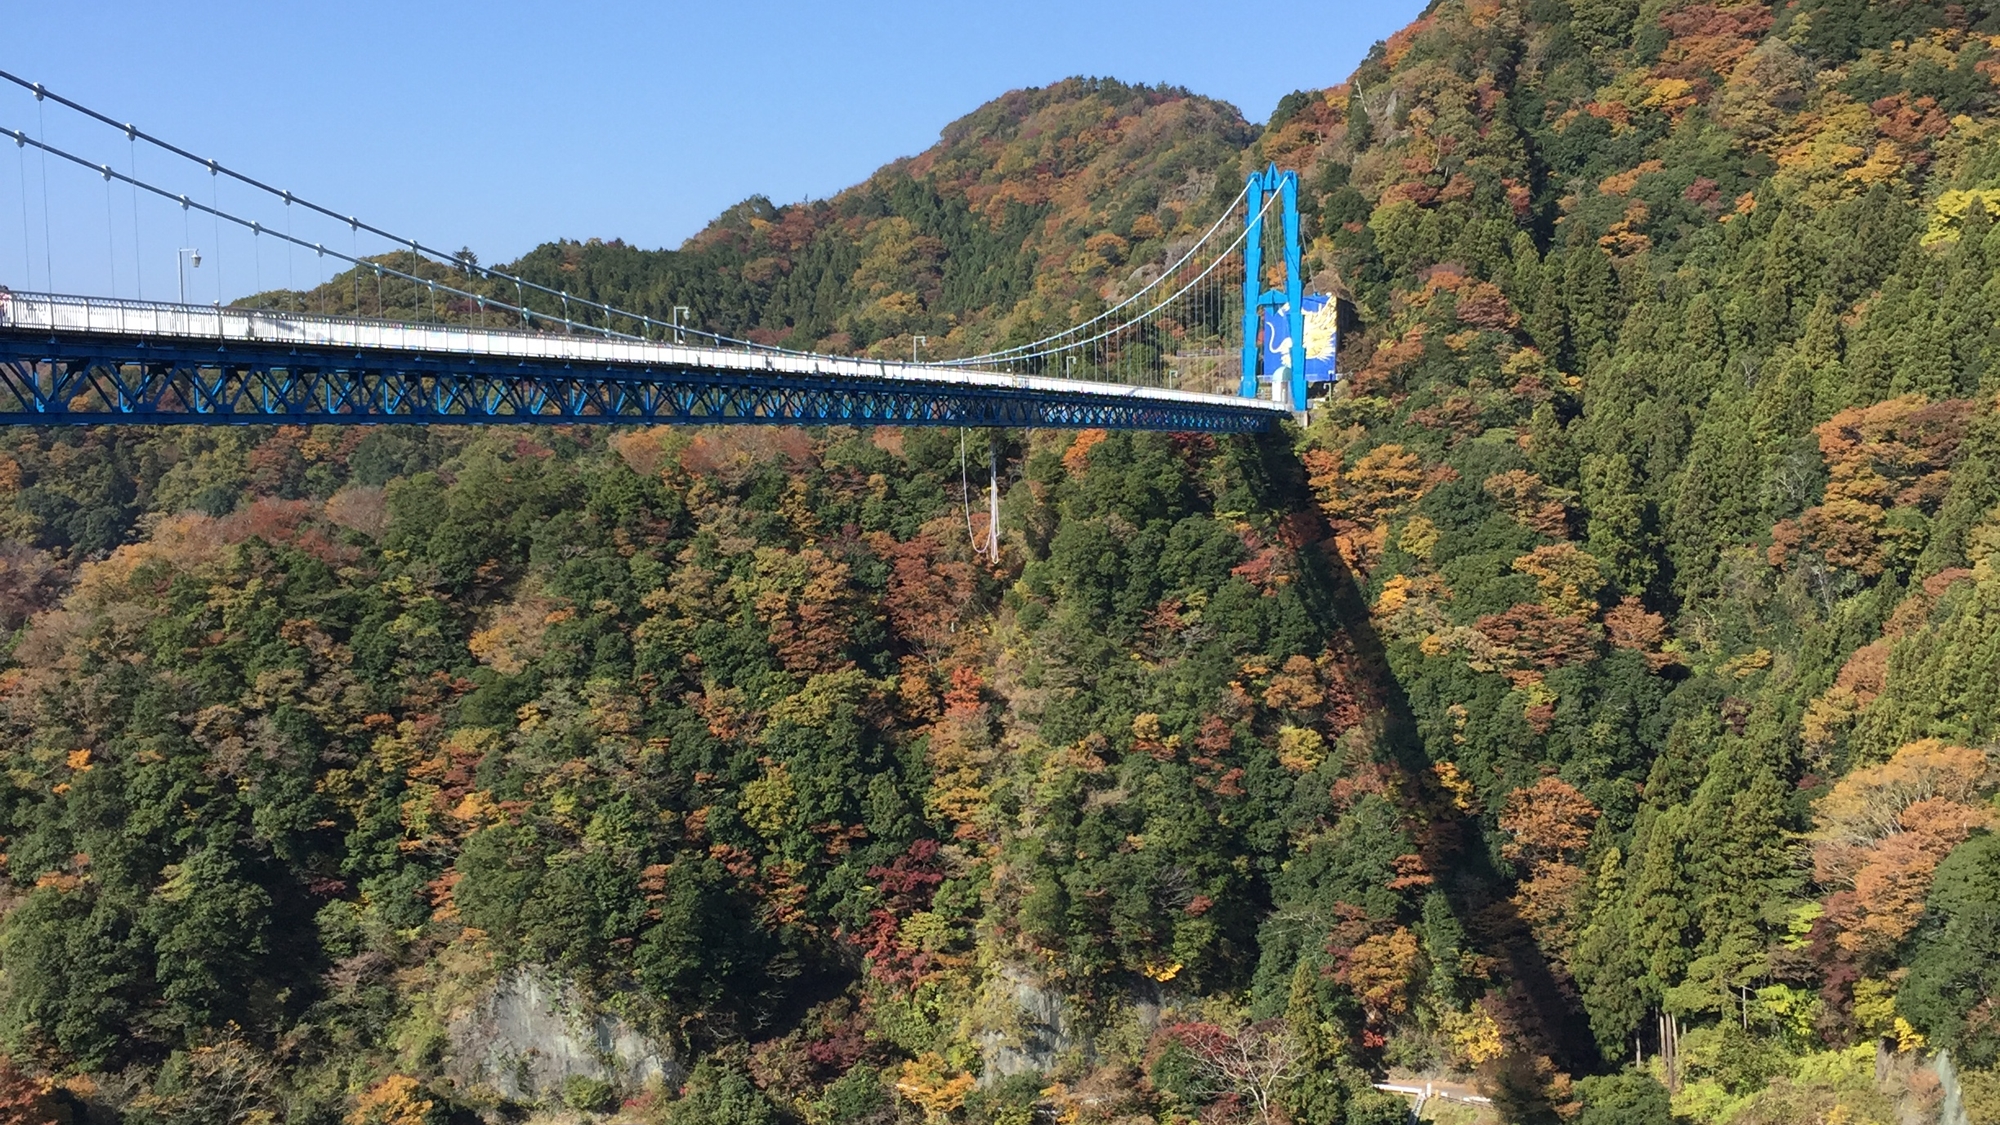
left=0, top=332, right=1280, bottom=433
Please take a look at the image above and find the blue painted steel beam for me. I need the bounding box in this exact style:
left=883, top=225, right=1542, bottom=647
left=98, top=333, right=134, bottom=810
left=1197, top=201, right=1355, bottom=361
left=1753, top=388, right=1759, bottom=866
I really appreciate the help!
left=0, top=332, right=1280, bottom=433
left=1238, top=164, right=1305, bottom=409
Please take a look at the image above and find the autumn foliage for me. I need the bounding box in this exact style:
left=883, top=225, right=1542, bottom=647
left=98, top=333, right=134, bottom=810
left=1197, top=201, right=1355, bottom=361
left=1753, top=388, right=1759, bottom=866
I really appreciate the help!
left=12, top=0, right=2000, bottom=1115
left=1813, top=740, right=1994, bottom=959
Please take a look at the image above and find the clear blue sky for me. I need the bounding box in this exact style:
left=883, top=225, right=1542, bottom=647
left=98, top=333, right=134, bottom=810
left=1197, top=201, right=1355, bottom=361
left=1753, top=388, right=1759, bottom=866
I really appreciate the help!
left=4, top=0, right=1425, bottom=302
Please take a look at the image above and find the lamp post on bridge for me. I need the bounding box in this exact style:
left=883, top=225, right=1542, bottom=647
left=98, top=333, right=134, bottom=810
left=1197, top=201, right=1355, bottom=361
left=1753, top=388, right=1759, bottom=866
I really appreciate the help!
left=671, top=306, right=690, bottom=345
left=176, top=248, right=201, bottom=304
left=913, top=335, right=927, bottom=364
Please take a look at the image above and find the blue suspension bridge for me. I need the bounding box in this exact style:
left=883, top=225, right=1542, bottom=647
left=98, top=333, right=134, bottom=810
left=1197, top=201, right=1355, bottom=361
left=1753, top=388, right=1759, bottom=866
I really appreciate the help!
left=0, top=75, right=1321, bottom=433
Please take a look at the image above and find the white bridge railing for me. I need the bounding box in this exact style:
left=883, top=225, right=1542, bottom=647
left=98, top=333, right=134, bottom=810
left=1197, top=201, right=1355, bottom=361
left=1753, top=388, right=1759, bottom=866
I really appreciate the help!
left=0, top=290, right=1284, bottom=413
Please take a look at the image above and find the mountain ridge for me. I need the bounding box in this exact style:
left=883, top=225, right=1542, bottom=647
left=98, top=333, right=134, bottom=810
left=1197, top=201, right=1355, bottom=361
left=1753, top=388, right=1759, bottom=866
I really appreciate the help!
left=4, top=1, right=2000, bottom=1123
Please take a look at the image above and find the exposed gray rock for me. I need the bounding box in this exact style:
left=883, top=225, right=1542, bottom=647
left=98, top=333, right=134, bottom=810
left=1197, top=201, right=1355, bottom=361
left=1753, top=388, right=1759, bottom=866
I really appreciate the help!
left=445, top=967, right=678, bottom=1106
left=976, top=965, right=1083, bottom=1083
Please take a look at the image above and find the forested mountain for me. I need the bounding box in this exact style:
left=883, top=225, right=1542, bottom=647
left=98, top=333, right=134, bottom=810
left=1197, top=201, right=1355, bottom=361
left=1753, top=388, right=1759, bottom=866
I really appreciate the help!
left=3, top=4, right=2000, bottom=1123
left=277, top=78, right=1255, bottom=360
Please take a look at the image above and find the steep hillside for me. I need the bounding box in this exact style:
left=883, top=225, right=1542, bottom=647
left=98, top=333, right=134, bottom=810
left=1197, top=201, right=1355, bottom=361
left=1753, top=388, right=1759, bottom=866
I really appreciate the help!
left=4, top=4, right=2000, bottom=1124
left=1268, top=0, right=2000, bottom=1119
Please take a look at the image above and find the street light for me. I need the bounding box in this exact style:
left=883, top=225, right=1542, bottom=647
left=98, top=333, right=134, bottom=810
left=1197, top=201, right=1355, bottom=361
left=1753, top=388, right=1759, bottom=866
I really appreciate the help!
left=913, top=335, right=927, bottom=364
left=176, top=248, right=201, bottom=304
left=671, top=306, right=690, bottom=345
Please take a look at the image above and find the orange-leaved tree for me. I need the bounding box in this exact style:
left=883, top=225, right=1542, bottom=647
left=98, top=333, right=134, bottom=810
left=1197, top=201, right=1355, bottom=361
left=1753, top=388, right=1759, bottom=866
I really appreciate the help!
left=1813, top=739, right=1995, bottom=960
left=1500, top=777, right=1601, bottom=970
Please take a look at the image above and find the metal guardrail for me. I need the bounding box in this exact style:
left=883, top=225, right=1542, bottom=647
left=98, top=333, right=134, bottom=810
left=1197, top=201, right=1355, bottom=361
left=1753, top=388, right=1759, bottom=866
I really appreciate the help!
left=1374, top=1081, right=1493, bottom=1115
left=0, top=290, right=1287, bottom=416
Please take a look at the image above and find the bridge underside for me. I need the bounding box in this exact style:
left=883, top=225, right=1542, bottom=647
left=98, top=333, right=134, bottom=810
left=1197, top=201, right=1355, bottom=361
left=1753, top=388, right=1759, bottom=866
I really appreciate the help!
left=0, top=333, right=1279, bottom=433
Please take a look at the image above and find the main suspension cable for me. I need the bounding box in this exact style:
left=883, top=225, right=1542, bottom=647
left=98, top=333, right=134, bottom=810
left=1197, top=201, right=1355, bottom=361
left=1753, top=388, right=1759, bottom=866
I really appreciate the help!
left=0, top=71, right=1268, bottom=387
left=948, top=180, right=1251, bottom=364
left=5, top=124, right=648, bottom=343
left=942, top=190, right=1274, bottom=372
left=0, top=69, right=683, bottom=347
left=0, top=122, right=923, bottom=363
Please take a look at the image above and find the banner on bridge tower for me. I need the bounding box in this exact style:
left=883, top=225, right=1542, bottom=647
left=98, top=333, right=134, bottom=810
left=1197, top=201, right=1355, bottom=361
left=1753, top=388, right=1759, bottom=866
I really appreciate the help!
left=1259, top=293, right=1337, bottom=385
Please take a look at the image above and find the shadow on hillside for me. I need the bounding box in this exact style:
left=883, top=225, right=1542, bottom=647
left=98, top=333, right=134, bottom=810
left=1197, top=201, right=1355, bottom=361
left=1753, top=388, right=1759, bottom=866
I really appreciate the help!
left=1245, top=431, right=1605, bottom=1092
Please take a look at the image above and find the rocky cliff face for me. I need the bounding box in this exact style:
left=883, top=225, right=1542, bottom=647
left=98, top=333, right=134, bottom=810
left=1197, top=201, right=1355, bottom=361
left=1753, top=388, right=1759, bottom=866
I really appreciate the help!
left=975, top=965, right=1085, bottom=1083
left=445, top=969, right=678, bottom=1107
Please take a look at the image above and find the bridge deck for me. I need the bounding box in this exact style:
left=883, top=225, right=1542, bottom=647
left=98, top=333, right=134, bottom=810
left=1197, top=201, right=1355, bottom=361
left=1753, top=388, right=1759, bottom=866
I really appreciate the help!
left=0, top=292, right=1285, bottom=431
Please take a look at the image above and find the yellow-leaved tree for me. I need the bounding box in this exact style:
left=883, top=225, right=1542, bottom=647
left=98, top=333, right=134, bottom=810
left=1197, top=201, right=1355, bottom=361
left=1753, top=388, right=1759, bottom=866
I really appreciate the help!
left=348, top=1076, right=432, bottom=1125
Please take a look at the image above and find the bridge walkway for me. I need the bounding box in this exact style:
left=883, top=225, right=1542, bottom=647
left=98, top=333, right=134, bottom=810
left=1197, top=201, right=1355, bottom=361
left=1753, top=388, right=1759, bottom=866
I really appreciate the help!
left=0, top=292, right=1288, bottom=432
